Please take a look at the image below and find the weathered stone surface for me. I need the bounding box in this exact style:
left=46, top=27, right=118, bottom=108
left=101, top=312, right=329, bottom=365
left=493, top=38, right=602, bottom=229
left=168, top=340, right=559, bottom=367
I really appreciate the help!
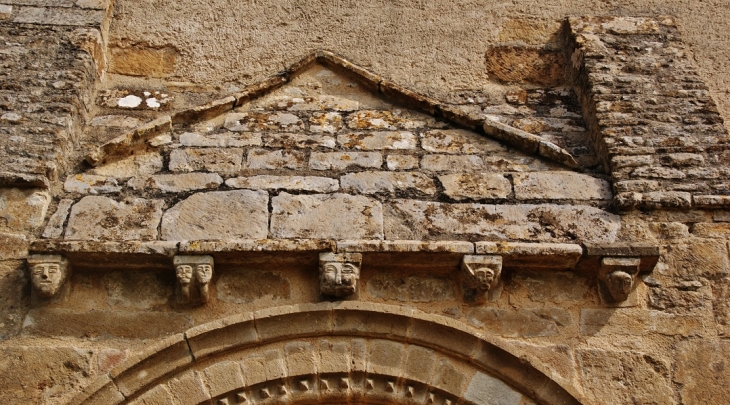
left=712, top=277, right=730, bottom=336
left=513, top=172, right=612, bottom=200
left=179, top=131, right=262, bottom=147
left=309, top=111, right=343, bottom=133
left=421, top=129, right=505, bottom=154
left=578, top=349, right=676, bottom=405
left=467, top=307, right=572, bottom=337
left=0, top=188, right=49, bottom=233
left=64, top=174, right=121, bottom=194
left=217, top=269, right=291, bottom=304
left=161, top=190, right=269, bottom=240
left=169, top=148, right=243, bottom=174
left=226, top=175, right=338, bottom=192
left=128, top=173, right=223, bottom=193
left=246, top=149, right=307, bottom=170
left=65, top=197, right=163, bottom=241
left=271, top=193, right=383, bottom=239
left=0, top=233, right=28, bottom=260
left=0, top=261, right=26, bottom=337
left=421, top=155, right=484, bottom=172
left=310, top=152, right=382, bottom=171
left=346, top=110, right=429, bottom=130
left=340, top=171, right=436, bottom=195
left=464, top=371, right=523, bottom=405
left=663, top=239, right=729, bottom=279
left=89, top=115, right=139, bottom=128
left=675, top=339, right=730, bottom=404
left=0, top=346, right=94, bottom=405
left=89, top=152, right=163, bottom=178
left=580, top=308, right=704, bottom=337
left=367, top=274, right=455, bottom=302
left=41, top=199, right=74, bottom=239
left=439, top=173, right=512, bottom=200
left=337, top=131, right=416, bottom=150
left=224, top=111, right=303, bottom=131
left=262, top=132, right=336, bottom=149
left=386, top=200, right=620, bottom=242
left=386, top=155, right=419, bottom=170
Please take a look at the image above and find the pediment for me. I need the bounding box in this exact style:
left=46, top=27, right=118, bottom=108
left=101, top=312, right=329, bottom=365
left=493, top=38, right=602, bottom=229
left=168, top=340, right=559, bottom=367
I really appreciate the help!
left=36, top=51, right=620, bottom=259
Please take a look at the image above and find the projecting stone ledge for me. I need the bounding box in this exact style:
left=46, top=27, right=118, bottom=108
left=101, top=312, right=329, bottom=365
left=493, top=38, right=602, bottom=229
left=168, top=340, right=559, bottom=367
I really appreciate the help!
left=385, top=200, right=620, bottom=243
left=270, top=193, right=384, bottom=240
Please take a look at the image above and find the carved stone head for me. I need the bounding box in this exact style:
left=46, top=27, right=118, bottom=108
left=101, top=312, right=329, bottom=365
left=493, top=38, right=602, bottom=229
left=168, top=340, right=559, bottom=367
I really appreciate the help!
left=176, top=264, right=193, bottom=285
left=461, top=255, right=502, bottom=301
left=599, top=257, right=641, bottom=303
left=174, top=255, right=214, bottom=304
left=196, top=263, right=213, bottom=284
left=319, top=253, right=361, bottom=298
left=27, top=254, right=69, bottom=298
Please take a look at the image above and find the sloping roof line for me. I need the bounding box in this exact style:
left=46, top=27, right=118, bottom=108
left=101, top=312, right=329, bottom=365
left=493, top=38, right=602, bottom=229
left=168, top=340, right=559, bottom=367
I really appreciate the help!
left=86, top=50, right=579, bottom=169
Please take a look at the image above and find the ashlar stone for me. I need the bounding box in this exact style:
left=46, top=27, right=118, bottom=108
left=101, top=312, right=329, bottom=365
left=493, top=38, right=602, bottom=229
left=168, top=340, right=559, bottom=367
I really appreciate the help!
left=42, top=199, right=74, bottom=239
left=421, top=129, right=505, bottom=154
left=337, top=131, right=416, bottom=150
left=169, top=148, right=243, bottom=174
left=65, top=196, right=164, bottom=241
left=127, top=173, right=223, bottom=193
left=513, top=172, right=612, bottom=200
left=340, top=171, right=436, bottom=195
left=179, top=131, right=262, bottom=147
left=0, top=188, right=50, bottom=234
left=161, top=190, right=268, bottom=240
left=262, top=132, right=336, bottom=149
left=386, top=200, right=619, bottom=242
left=226, top=175, right=339, bottom=192
left=421, top=155, right=484, bottom=172
left=309, top=112, right=342, bottom=133
left=271, top=193, right=383, bottom=239
left=386, top=155, right=419, bottom=170
left=439, top=173, right=512, bottom=200
left=246, top=149, right=307, bottom=170
left=64, top=174, right=121, bottom=194
left=310, top=152, right=382, bottom=171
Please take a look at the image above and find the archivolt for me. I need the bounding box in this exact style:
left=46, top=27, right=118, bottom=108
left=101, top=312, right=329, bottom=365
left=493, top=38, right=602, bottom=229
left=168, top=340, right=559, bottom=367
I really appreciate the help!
left=70, top=302, right=582, bottom=405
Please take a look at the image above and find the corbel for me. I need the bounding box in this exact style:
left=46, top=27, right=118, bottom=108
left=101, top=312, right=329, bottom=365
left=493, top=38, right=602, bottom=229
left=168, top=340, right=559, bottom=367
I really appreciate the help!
left=581, top=243, right=660, bottom=305
left=319, top=252, right=361, bottom=298
left=27, top=254, right=71, bottom=302
left=173, top=255, right=214, bottom=305
left=460, top=255, right=502, bottom=302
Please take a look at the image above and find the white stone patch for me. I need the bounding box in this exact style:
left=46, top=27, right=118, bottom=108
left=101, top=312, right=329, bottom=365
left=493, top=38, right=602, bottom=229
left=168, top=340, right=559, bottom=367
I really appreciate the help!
left=146, top=98, right=161, bottom=108
left=0, top=5, right=12, bottom=19
left=117, top=95, right=143, bottom=108
left=1, top=112, right=21, bottom=123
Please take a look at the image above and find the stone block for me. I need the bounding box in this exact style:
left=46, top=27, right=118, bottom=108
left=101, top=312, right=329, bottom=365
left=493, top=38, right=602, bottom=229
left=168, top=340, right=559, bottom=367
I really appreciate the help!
left=127, top=173, right=223, bottom=193
left=262, top=132, right=336, bottom=149
left=663, top=239, right=729, bottom=279
left=691, top=223, right=730, bottom=238
left=169, top=148, right=243, bottom=174
left=579, top=308, right=704, bottom=337
left=346, top=110, right=428, bottom=130
left=240, top=349, right=285, bottom=386
left=64, top=174, right=121, bottom=194
left=225, top=111, right=303, bottom=132
left=386, top=155, right=419, bottom=170
left=332, top=302, right=414, bottom=338
left=642, top=191, right=692, bottom=208
left=0, top=232, right=27, bottom=259
left=475, top=242, right=583, bottom=269
left=367, top=339, right=404, bottom=376
left=129, top=384, right=174, bottom=405
left=421, top=129, right=505, bottom=154
left=464, top=371, right=523, bottom=405
left=439, top=173, right=512, bottom=200
left=318, top=339, right=350, bottom=374
left=0, top=188, right=50, bottom=233
left=271, top=193, right=383, bottom=239
left=112, top=334, right=193, bottom=397
left=421, top=155, right=484, bottom=172
left=404, top=345, right=437, bottom=382
left=14, top=6, right=104, bottom=26
left=409, top=315, right=481, bottom=358
left=185, top=313, right=258, bottom=359
left=216, top=268, right=291, bottom=304
left=167, top=371, right=211, bottom=405
left=340, top=171, right=436, bottom=195
left=110, top=46, right=178, bottom=78
left=23, top=308, right=192, bottom=339
left=226, top=175, right=338, bottom=192
left=65, top=196, right=163, bottom=241
left=337, top=131, right=416, bottom=150
left=42, top=199, right=74, bottom=239
left=179, top=131, right=262, bottom=147
left=161, top=190, right=269, bottom=240
left=309, top=111, right=343, bottom=133
left=578, top=349, right=675, bottom=405
left=0, top=5, right=11, bottom=19
left=0, top=261, right=28, bottom=338
left=430, top=358, right=468, bottom=396
left=675, top=339, right=730, bottom=404
left=336, top=240, right=474, bottom=253
left=89, top=152, right=163, bottom=179
left=386, top=200, right=619, bottom=242
left=285, top=341, right=317, bottom=376
left=203, top=361, right=245, bottom=397
left=367, top=274, right=455, bottom=302
left=309, top=152, right=382, bottom=171
left=246, top=149, right=307, bottom=170
left=467, top=307, right=572, bottom=338
left=254, top=303, right=334, bottom=342
left=513, top=172, right=612, bottom=200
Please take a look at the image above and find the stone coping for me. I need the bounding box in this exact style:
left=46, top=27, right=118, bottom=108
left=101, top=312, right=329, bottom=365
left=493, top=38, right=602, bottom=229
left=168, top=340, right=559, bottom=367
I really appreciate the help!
left=84, top=50, right=580, bottom=170
left=30, top=239, right=659, bottom=272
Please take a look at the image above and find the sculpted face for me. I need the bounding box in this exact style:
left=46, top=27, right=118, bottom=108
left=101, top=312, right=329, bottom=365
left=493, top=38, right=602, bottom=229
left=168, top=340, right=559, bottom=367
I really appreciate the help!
left=321, top=262, right=359, bottom=297
left=474, top=267, right=496, bottom=291
left=176, top=265, right=193, bottom=285
left=31, top=262, right=66, bottom=297
left=606, top=270, right=634, bottom=301
left=196, top=264, right=213, bottom=284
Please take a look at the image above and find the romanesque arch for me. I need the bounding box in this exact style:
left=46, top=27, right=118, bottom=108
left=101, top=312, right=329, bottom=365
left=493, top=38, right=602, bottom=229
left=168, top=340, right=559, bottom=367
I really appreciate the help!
left=72, top=302, right=581, bottom=405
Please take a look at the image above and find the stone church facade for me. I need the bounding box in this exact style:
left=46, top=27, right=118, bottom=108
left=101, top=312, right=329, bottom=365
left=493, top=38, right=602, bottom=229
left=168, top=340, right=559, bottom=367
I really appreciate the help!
left=0, top=2, right=729, bottom=404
